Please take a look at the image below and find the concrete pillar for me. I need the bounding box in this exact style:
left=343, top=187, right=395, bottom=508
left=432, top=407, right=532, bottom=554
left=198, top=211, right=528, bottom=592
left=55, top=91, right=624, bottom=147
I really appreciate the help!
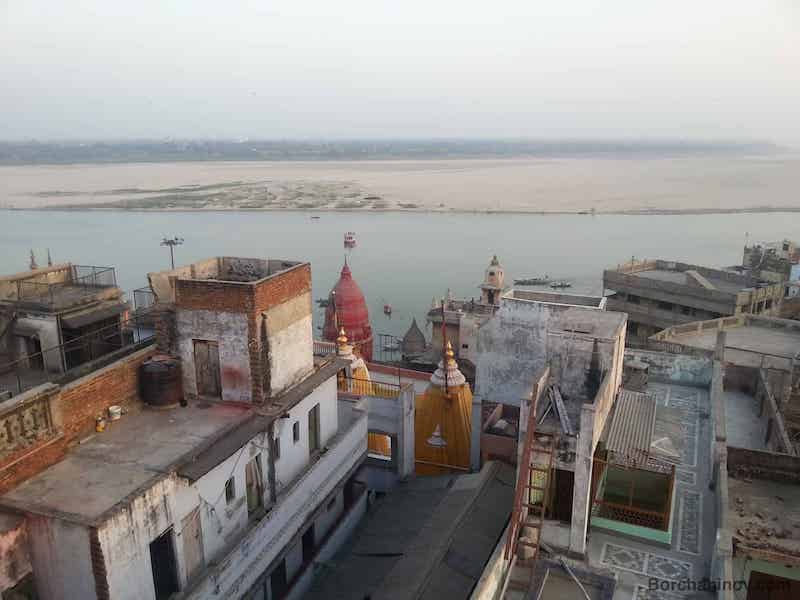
left=569, top=413, right=592, bottom=557
left=569, top=440, right=591, bottom=558
left=714, top=330, right=727, bottom=362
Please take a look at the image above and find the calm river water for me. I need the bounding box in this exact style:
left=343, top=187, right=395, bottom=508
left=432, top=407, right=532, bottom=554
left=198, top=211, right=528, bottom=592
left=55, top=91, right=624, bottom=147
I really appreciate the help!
left=2, top=209, right=799, bottom=341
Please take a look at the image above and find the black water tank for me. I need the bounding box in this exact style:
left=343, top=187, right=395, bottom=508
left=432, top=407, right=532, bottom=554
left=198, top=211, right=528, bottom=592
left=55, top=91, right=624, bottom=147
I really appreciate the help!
left=140, top=356, right=183, bottom=407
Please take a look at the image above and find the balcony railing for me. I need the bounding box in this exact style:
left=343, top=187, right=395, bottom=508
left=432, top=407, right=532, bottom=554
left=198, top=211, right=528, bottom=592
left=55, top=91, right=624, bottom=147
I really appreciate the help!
left=0, top=384, right=59, bottom=458
left=16, top=265, right=117, bottom=310
left=313, top=340, right=336, bottom=356
left=0, top=316, right=154, bottom=397
left=338, top=376, right=400, bottom=399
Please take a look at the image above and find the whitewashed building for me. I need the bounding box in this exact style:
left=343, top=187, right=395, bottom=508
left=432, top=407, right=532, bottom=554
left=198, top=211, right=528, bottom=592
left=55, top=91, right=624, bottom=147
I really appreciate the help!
left=0, top=257, right=368, bottom=600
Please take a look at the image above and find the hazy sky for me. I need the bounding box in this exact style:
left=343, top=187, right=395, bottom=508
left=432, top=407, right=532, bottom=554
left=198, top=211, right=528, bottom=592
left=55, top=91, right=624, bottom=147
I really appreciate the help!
left=2, top=1, right=798, bottom=142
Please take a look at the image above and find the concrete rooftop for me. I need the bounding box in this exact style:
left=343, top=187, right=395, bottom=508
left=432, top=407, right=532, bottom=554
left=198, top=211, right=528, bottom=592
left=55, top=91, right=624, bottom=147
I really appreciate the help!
left=728, top=476, right=800, bottom=560
left=636, top=268, right=747, bottom=294
left=0, top=402, right=252, bottom=525
left=660, top=322, right=800, bottom=362
left=306, top=461, right=514, bottom=600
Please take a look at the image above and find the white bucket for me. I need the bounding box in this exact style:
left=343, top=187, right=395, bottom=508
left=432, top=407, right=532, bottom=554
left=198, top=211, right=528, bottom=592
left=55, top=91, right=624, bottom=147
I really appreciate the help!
left=108, top=405, right=122, bottom=421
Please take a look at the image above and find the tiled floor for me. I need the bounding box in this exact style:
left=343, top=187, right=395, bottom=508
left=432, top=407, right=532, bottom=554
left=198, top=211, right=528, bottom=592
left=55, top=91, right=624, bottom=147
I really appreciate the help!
left=587, top=382, right=716, bottom=600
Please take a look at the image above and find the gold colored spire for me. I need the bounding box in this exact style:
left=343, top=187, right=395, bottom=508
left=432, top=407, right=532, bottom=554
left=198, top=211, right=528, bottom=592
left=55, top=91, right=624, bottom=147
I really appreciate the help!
left=337, top=327, right=348, bottom=347
left=445, top=340, right=457, bottom=366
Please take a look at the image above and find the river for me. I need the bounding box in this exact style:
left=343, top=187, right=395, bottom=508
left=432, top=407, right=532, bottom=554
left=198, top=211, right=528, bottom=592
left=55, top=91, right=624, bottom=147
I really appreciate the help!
left=2, top=209, right=798, bottom=342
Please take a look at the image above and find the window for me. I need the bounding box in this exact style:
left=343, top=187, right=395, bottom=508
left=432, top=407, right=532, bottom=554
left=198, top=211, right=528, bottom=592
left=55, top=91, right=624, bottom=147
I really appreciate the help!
left=308, top=404, right=320, bottom=455
left=657, top=301, right=674, bottom=311
left=681, top=305, right=693, bottom=315
left=461, top=343, right=469, bottom=350
left=245, top=456, right=264, bottom=516
left=293, top=421, right=300, bottom=443
left=224, top=477, right=235, bottom=504
left=627, top=294, right=640, bottom=304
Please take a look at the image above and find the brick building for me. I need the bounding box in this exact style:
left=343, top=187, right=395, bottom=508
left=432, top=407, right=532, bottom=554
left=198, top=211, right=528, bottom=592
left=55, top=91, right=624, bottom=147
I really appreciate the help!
left=0, top=256, right=369, bottom=600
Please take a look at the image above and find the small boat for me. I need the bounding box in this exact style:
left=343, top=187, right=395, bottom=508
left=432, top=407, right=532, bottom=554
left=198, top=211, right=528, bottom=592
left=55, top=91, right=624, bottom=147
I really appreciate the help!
left=514, top=276, right=550, bottom=286
left=383, top=304, right=392, bottom=316
left=344, top=232, right=357, bottom=248
left=550, top=280, right=572, bottom=289
left=316, top=297, right=330, bottom=307
left=310, top=215, right=321, bottom=220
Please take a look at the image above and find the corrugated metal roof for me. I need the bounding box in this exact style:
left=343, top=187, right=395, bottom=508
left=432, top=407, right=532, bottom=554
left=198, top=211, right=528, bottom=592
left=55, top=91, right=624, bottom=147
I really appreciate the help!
left=606, top=389, right=657, bottom=456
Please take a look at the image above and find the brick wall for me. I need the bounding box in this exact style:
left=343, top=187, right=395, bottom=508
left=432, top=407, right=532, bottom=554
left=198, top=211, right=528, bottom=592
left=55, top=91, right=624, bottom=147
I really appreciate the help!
left=174, top=264, right=311, bottom=315
left=0, top=345, right=157, bottom=494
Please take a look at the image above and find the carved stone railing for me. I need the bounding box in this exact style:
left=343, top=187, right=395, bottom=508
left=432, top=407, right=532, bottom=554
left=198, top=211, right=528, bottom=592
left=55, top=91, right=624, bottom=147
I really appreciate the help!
left=0, top=384, right=59, bottom=457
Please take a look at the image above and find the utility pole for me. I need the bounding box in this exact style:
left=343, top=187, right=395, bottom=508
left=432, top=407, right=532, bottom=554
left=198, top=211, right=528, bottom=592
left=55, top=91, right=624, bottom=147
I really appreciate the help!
left=160, top=236, right=184, bottom=269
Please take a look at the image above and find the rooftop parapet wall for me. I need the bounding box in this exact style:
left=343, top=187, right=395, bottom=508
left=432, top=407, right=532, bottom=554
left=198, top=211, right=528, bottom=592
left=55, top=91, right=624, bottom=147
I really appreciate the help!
left=654, top=314, right=800, bottom=343
left=0, top=264, right=73, bottom=302
left=505, top=289, right=607, bottom=309
left=727, top=446, right=800, bottom=483
left=147, top=257, right=305, bottom=305
left=614, top=259, right=758, bottom=287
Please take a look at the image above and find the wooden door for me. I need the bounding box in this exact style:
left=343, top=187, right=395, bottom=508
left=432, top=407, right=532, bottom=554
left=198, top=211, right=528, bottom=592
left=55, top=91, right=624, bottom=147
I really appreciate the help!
left=747, top=571, right=800, bottom=600
left=181, top=508, right=204, bottom=582
left=193, top=340, right=221, bottom=398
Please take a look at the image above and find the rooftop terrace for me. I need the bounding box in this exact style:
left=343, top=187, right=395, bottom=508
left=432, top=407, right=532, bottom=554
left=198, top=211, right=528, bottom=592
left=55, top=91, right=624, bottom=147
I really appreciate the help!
left=653, top=315, right=800, bottom=368
left=0, top=264, right=120, bottom=312
left=727, top=447, right=800, bottom=563
left=611, top=258, right=761, bottom=287
left=0, top=401, right=251, bottom=525
left=148, top=256, right=307, bottom=303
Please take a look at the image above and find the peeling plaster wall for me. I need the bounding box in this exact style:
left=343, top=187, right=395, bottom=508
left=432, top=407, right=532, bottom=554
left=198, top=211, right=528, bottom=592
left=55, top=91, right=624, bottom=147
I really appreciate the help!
left=476, top=299, right=624, bottom=407
left=26, top=516, right=96, bottom=600
left=176, top=309, right=251, bottom=402
left=259, top=292, right=313, bottom=397
left=0, top=515, right=30, bottom=592
left=476, top=300, right=550, bottom=406
left=98, top=476, right=178, bottom=600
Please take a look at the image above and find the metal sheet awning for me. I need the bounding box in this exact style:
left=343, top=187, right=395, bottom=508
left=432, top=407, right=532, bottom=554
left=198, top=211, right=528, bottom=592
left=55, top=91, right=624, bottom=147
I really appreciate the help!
left=60, top=302, right=129, bottom=329
left=607, top=389, right=657, bottom=457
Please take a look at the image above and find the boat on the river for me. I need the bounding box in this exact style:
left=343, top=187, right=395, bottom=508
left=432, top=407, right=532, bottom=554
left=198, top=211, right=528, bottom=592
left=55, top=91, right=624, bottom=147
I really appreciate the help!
left=549, top=280, right=572, bottom=289
left=514, top=276, right=550, bottom=286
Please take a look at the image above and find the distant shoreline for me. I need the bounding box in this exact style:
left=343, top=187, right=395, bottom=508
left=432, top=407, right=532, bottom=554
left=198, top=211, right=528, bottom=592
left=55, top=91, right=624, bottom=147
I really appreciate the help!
left=6, top=205, right=800, bottom=217
left=4, top=155, right=799, bottom=215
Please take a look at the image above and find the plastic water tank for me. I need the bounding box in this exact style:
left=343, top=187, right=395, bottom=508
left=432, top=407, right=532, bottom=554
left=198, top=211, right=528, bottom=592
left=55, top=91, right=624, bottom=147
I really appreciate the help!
left=139, top=355, right=183, bottom=408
